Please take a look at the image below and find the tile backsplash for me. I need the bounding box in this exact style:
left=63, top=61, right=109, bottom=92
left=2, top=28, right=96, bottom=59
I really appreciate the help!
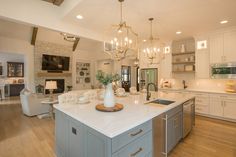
left=162, top=79, right=236, bottom=91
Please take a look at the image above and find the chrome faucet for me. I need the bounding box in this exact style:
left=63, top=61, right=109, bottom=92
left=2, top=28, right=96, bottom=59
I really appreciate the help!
left=146, top=83, right=158, bottom=101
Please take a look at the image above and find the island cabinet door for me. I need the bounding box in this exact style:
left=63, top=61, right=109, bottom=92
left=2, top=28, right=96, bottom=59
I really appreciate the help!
left=86, top=127, right=112, bottom=157
left=68, top=119, right=86, bottom=157
left=167, top=111, right=183, bottom=153
left=55, top=110, right=69, bottom=157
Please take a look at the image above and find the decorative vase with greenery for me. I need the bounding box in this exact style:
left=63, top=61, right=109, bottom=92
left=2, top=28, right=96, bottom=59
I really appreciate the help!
left=96, top=70, right=120, bottom=108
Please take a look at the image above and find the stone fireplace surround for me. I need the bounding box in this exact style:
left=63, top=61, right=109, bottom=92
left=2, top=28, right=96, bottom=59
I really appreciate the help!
left=34, top=41, right=72, bottom=92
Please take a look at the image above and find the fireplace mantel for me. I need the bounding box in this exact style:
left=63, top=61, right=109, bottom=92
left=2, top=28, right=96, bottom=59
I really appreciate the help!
left=37, top=72, right=72, bottom=77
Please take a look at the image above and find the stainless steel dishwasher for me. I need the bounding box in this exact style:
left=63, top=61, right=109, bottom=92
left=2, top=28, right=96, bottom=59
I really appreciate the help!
left=183, top=98, right=195, bottom=138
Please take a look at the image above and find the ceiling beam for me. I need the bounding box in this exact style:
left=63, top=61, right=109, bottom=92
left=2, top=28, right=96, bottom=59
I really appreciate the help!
left=53, top=0, right=64, bottom=6
left=73, top=37, right=80, bottom=51
left=31, top=27, right=38, bottom=46
left=42, top=0, right=64, bottom=6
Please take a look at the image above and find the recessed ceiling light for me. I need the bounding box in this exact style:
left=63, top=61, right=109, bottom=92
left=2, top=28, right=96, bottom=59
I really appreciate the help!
left=220, top=20, right=228, bottom=24
left=76, top=15, right=83, bottom=19
left=176, top=31, right=182, bottom=35
left=143, top=39, right=147, bottom=42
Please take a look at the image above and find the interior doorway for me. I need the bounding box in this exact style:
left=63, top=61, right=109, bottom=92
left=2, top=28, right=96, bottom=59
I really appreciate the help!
left=121, top=65, right=131, bottom=92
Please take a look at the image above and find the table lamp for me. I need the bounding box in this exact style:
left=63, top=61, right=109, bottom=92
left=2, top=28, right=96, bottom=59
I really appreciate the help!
left=45, top=81, right=57, bottom=100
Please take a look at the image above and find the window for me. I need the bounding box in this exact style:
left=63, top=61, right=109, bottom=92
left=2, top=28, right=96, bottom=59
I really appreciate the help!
left=197, top=40, right=207, bottom=50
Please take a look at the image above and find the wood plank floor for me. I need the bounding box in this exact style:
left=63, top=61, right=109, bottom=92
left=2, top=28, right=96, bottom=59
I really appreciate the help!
left=0, top=103, right=55, bottom=157
left=0, top=102, right=236, bottom=157
left=169, top=116, right=236, bottom=157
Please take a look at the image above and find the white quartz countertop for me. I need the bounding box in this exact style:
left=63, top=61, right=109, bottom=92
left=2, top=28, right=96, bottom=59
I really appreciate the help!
left=54, top=92, right=194, bottom=138
left=159, top=88, right=236, bottom=95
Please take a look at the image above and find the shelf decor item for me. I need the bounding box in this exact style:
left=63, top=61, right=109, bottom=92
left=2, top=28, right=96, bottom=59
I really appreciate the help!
left=184, top=65, right=194, bottom=72
left=181, top=44, right=185, bottom=53
left=96, top=70, right=120, bottom=108
left=103, top=0, right=138, bottom=61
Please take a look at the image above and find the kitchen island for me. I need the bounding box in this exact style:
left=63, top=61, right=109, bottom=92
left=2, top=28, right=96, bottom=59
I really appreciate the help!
left=54, top=91, right=194, bottom=157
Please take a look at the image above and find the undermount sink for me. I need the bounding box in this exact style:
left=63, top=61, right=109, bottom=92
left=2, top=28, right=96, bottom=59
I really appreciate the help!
left=148, top=99, right=175, bottom=105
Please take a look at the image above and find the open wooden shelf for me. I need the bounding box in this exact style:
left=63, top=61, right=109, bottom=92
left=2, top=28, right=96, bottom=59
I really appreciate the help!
left=172, top=71, right=195, bottom=73
left=37, top=72, right=72, bottom=77
left=172, top=52, right=195, bottom=56
left=172, top=61, right=195, bottom=65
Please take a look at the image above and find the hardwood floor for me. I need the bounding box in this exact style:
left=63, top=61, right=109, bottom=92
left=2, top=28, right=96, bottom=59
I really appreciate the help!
left=0, top=101, right=236, bottom=157
left=0, top=103, right=55, bottom=157
left=169, top=116, right=236, bottom=157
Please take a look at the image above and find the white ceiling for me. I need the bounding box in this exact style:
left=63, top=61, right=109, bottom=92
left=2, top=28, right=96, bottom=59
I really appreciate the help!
left=63, top=0, right=236, bottom=41
left=0, top=18, right=103, bottom=52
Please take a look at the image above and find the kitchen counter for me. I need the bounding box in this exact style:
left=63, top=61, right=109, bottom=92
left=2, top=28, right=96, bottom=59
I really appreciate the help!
left=54, top=91, right=194, bottom=138
left=159, top=88, right=236, bottom=95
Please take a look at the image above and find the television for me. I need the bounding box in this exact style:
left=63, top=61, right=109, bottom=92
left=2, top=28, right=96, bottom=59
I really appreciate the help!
left=42, top=54, right=70, bottom=71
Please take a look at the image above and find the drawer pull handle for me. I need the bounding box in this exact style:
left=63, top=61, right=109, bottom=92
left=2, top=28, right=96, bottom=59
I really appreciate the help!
left=130, top=148, right=143, bottom=157
left=130, top=129, right=143, bottom=137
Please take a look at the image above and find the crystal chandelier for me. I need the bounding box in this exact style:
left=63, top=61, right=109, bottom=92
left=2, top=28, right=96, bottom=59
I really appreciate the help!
left=104, top=0, right=138, bottom=61
left=142, top=18, right=165, bottom=64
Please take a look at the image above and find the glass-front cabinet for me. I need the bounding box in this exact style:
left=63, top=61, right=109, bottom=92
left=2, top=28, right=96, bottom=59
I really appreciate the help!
left=7, top=62, right=24, bottom=77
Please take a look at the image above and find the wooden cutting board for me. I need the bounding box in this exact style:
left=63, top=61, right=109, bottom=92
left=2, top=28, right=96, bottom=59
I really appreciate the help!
left=96, top=103, right=124, bottom=112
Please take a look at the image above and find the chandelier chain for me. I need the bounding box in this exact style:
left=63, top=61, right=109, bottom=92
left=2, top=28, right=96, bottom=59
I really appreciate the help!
left=120, top=1, right=123, bottom=24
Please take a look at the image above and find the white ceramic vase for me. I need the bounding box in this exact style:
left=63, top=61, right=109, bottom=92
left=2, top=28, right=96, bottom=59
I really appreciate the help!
left=104, top=83, right=115, bottom=108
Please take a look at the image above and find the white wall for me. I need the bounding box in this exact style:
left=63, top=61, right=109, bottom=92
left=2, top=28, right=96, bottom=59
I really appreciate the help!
left=0, top=36, right=34, bottom=90
left=72, top=49, right=110, bottom=90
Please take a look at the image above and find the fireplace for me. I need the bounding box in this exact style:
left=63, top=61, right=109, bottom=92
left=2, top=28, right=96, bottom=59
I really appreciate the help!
left=45, top=79, right=65, bottom=94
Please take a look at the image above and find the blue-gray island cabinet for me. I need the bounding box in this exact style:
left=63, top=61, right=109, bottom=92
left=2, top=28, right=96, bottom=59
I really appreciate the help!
left=55, top=109, right=153, bottom=157
left=54, top=92, right=194, bottom=157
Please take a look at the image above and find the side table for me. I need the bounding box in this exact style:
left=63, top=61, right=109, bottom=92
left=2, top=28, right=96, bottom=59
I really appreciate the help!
left=41, top=99, right=58, bottom=119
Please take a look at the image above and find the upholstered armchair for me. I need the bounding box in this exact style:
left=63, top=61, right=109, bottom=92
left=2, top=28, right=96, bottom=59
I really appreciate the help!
left=20, top=89, right=50, bottom=116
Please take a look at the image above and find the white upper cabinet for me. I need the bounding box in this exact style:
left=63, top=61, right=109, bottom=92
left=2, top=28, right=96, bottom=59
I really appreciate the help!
left=209, top=33, right=224, bottom=63
left=195, top=38, right=210, bottom=78
left=196, top=50, right=210, bottom=78
left=209, top=28, right=236, bottom=63
left=160, top=53, right=172, bottom=78
left=223, top=30, right=236, bottom=62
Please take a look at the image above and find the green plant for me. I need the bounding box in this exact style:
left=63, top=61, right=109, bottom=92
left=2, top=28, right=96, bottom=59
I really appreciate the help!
left=96, top=70, right=120, bottom=86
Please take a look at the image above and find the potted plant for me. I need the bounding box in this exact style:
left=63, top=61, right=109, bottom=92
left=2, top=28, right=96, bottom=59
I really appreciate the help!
left=96, top=70, right=120, bottom=108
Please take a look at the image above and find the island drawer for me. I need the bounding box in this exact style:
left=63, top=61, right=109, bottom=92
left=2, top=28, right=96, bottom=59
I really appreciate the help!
left=112, top=131, right=152, bottom=157
left=112, top=120, right=152, bottom=153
